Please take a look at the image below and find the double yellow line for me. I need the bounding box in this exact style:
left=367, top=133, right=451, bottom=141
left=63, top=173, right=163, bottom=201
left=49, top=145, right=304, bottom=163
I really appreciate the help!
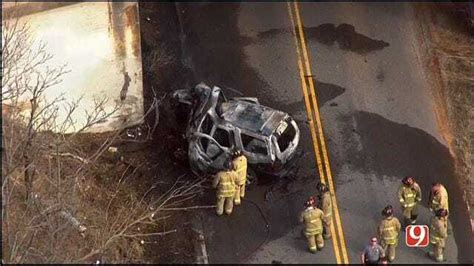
left=287, top=2, right=349, bottom=264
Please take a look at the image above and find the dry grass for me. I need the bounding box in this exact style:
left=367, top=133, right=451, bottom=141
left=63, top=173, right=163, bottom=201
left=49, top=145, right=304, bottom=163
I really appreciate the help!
left=415, top=4, right=473, bottom=214
left=1, top=10, right=203, bottom=262
left=2, top=129, right=207, bottom=263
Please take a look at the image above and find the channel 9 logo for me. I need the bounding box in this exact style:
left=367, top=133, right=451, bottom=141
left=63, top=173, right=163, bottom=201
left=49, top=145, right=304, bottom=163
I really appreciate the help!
left=405, top=225, right=429, bottom=247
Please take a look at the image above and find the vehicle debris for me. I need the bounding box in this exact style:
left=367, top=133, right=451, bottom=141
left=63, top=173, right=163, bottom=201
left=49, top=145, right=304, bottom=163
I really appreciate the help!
left=106, top=146, right=123, bottom=162
left=172, top=82, right=301, bottom=178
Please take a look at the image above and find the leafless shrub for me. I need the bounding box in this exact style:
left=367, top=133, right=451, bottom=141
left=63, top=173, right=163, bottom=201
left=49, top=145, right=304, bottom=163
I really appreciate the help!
left=2, top=8, right=204, bottom=263
left=117, top=89, right=165, bottom=144
left=144, top=43, right=176, bottom=74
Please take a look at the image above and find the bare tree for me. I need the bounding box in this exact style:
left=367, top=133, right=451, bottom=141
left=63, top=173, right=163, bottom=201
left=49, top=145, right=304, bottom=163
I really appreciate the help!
left=2, top=6, right=204, bottom=263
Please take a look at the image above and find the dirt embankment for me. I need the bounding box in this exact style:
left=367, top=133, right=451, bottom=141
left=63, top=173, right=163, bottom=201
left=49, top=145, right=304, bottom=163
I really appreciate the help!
left=137, top=2, right=198, bottom=264
left=414, top=4, right=473, bottom=222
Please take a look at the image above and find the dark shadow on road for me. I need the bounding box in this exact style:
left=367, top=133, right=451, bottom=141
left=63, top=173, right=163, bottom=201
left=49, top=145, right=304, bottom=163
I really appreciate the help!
left=314, top=79, right=346, bottom=106
left=178, top=3, right=271, bottom=105
left=257, top=24, right=390, bottom=55
left=273, top=79, right=346, bottom=116
left=336, top=111, right=472, bottom=263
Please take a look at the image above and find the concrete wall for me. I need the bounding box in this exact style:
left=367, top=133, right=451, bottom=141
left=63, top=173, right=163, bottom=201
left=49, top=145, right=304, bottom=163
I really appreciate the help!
left=2, top=1, right=144, bottom=133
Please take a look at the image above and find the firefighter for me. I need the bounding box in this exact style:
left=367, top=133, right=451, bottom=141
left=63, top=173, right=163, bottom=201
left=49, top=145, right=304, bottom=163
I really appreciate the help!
left=212, top=160, right=237, bottom=216
left=377, top=205, right=401, bottom=262
left=316, top=182, right=332, bottom=239
left=232, top=149, right=247, bottom=205
left=428, top=208, right=448, bottom=262
left=429, top=183, right=449, bottom=216
left=299, top=196, right=325, bottom=253
left=397, top=176, right=422, bottom=227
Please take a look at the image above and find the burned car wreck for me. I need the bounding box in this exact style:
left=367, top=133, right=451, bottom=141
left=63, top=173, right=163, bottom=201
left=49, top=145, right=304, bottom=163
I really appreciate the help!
left=173, top=83, right=301, bottom=179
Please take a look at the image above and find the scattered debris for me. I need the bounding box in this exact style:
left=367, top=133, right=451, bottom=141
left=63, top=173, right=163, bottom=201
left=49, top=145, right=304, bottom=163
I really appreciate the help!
left=59, top=210, right=87, bottom=237
left=126, top=126, right=143, bottom=139
left=50, top=152, right=90, bottom=164
left=106, top=146, right=123, bottom=162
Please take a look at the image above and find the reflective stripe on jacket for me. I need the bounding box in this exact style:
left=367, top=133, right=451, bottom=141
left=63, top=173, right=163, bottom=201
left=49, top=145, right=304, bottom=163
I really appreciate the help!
left=301, top=207, right=324, bottom=235
left=216, top=170, right=236, bottom=197
left=378, top=217, right=401, bottom=245
left=431, top=187, right=449, bottom=212
left=398, top=183, right=421, bottom=208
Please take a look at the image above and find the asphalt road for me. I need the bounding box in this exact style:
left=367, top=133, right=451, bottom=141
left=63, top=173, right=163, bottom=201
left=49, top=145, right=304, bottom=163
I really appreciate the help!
left=175, top=2, right=473, bottom=264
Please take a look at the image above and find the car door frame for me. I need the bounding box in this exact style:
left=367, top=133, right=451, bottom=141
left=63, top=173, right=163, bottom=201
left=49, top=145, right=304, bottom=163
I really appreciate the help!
left=236, top=128, right=273, bottom=164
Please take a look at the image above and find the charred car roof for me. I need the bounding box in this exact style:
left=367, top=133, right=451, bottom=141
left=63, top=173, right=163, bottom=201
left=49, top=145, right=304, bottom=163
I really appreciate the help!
left=220, top=101, right=289, bottom=137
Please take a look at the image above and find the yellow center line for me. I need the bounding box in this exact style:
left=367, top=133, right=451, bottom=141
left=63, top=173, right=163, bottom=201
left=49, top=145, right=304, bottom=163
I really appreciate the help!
left=286, top=2, right=341, bottom=264
left=292, top=1, right=350, bottom=263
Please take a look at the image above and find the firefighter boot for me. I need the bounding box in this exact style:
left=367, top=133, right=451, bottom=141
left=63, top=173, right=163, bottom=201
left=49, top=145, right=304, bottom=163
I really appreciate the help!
left=387, top=244, right=396, bottom=262
left=316, top=234, right=324, bottom=250
left=216, top=197, right=225, bottom=216
left=240, top=184, right=246, bottom=198
left=234, top=186, right=241, bottom=205
left=224, top=197, right=234, bottom=215
left=428, top=244, right=445, bottom=262
left=434, top=245, right=445, bottom=262
left=306, top=235, right=317, bottom=253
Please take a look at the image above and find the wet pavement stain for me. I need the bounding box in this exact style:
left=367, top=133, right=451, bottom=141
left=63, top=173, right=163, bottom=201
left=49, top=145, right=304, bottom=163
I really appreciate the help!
left=336, top=111, right=472, bottom=263
left=307, top=23, right=390, bottom=54
left=177, top=5, right=352, bottom=261
left=257, top=28, right=287, bottom=39
left=274, top=79, right=346, bottom=115
left=314, top=79, right=346, bottom=106
left=257, top=23, right=390, bottom=55
left=178, top=3, right=268, bottom=104
left=195, top=168, right=317, bottom=263
left=376, top=69, right=385, bottom=82
left=177, top=3, right=285, bottom=263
